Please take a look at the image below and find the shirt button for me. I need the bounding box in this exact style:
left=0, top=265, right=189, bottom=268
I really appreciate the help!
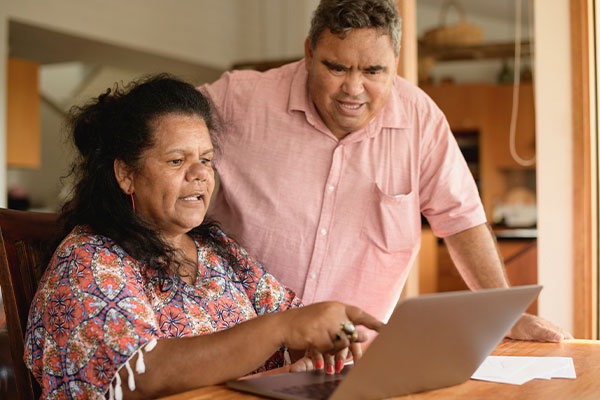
left=311, top=273, right=317, bottom=279
left=327, top=185, right=335, bottom=192
left=320, top=228, right=327, bottom=236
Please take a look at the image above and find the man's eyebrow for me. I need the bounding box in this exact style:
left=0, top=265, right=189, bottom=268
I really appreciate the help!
left=321, top=60, right=386, bottom=72
left=363, top=65, right=386, bottom=72
left=322, top=59, right=347, bottom=70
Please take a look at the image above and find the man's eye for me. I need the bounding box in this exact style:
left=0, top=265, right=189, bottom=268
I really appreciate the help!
left=168, top=159, right=183, bottom=166
left=201, top=158, right=212, bottom=165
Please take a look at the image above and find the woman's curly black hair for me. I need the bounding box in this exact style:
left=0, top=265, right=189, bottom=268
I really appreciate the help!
left=53, top=73, right=239, bottom=276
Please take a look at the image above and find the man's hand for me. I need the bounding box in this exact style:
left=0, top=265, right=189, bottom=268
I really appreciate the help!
left=507, top=313, right=573, bottom=342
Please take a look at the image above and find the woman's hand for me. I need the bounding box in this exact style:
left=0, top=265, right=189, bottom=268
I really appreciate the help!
left=278, top=302, right=382, bottom=373
left=292, top=342, right=363, bottom=374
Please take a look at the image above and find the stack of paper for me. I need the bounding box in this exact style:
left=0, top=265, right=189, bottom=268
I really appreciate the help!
left=471, top=356, right=576, bottom=385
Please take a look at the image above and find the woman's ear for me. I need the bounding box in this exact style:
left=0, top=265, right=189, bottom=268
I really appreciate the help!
left=114, top=159, right=134, bottom=194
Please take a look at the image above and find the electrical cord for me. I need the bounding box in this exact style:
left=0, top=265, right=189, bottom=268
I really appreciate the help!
left=509, top=0, right=536, bottom=167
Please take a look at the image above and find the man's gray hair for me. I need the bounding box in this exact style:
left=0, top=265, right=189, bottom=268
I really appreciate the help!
left=308, top=0, right=402, bottom=56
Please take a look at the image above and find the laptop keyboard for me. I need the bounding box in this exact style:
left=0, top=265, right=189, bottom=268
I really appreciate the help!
left=279, top=380, right=341, bottom=400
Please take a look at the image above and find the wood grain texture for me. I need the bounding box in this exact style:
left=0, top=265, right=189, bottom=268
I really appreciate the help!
left=570, top=0, right=597, bottom=340
left=0, top=208, right=58, bottom=399
left=159, top=339, right=600, bottom=400
left=396, top=0, right=417, bottom=83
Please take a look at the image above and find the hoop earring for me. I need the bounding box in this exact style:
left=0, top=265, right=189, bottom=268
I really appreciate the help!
left=130, top=192, right=135, bottom=214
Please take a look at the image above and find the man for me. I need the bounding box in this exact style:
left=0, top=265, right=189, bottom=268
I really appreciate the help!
left=202, top=0, right=571, bottom=341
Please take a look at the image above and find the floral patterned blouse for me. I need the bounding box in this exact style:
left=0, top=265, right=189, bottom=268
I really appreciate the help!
left=24, top=225, right=302, bottom=399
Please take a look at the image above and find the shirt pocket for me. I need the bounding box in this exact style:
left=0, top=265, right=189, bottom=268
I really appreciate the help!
left=360, top=183, right=420, bottom=253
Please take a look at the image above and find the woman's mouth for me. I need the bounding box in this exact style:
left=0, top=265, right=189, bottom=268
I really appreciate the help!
left=180, top=194, right=203, bottom=201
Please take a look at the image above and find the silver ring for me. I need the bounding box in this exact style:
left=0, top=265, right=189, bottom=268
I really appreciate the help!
left=340, top=321, right=358, bottom=341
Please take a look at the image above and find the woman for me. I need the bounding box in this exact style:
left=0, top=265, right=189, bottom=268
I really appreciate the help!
left=23, top=75, right=382, bottom=399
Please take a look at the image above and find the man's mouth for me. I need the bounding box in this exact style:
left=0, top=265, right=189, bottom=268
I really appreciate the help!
left=338, top=102, right=362, bottom=110
left=336, top=99, right=365, bottom=115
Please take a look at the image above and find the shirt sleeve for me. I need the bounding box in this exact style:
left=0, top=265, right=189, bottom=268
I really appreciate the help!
left=211, top=227, right=303, bottom=315
left=24, top=231, right=159, bottom=399
left=418, top=98, right=487, bottom=238
left=199, top=72, right=234, bottom=125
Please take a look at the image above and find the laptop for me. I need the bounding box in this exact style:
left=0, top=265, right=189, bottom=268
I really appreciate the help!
left=227, top=285, right=542, bottom=400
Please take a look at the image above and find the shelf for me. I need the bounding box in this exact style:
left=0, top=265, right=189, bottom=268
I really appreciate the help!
left=419, top=41, right=531, bottom=62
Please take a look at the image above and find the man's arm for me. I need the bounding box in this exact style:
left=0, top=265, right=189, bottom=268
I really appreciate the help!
left=444, top=223, right=573, bottom=342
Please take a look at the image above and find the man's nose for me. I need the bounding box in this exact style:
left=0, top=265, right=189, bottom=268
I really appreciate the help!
left=342, top=72, right=363, bottom=97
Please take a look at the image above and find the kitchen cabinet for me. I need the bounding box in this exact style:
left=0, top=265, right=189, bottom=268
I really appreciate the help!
left=6, top=57, right=40, bottom=168
left=435, top=237, right=538, bottom=315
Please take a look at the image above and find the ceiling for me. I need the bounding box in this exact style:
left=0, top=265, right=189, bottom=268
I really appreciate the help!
left=8, top=20, right=222, bottom=81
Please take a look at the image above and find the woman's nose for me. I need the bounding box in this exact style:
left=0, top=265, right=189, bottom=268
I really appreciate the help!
left=186, top=161, right=210, bottom=181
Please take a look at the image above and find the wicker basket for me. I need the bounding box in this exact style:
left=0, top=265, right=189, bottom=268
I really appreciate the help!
left=422, top=0, right=483, bottom=47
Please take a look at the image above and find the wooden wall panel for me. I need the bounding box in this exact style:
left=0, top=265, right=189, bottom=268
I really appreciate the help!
left=396, top=0, right=417, bottom=83
left=571, top=0, right=597, bottom=339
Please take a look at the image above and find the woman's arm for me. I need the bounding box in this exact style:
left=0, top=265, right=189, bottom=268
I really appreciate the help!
left=120, top=302, right=382, bottom=399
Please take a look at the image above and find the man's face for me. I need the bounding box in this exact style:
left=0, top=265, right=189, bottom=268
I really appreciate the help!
left=305, top=28, right=399, bottom=139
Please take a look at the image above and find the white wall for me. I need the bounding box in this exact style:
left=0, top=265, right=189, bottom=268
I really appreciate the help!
left=534, top=0, right=573, bottom=333
left=2, top=0, right=316, bottom=70
left=0, top=0, right=319, bottom=209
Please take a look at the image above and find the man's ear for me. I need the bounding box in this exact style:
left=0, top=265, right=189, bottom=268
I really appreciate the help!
left=114, top=159, right=134, bottom=194
left=304, top=37, right=313, bottom=71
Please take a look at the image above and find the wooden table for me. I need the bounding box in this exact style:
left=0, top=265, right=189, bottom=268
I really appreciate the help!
left=160, top=339, right=600, bottom=400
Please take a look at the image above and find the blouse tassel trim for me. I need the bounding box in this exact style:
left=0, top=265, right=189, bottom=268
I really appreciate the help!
left=108, top=338, right=158, bottom=400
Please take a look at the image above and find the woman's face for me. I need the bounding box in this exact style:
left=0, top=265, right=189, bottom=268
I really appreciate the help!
left=117, top=113, right=215, bottom=241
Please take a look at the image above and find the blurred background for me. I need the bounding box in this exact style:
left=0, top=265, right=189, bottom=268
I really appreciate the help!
left=3, top=0, right=532, bottom=215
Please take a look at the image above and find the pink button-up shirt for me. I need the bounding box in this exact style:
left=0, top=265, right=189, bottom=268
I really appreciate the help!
left=202, top=60, right=485, bottom=322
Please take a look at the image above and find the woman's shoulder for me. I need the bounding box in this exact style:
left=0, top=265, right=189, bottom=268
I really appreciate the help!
left=53, top=225, right=135, bottom=268
left=58, top=225, right=109, bottom=246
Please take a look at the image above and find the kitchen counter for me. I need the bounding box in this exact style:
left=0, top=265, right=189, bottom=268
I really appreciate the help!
left=493, top=227, right=537, bottom=239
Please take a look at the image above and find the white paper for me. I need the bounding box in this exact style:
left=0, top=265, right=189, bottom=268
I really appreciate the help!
left=471, top=356, right=576, bottom=385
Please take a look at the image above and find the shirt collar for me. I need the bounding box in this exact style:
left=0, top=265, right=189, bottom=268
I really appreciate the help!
left=288, top=58, right=409, bottom=141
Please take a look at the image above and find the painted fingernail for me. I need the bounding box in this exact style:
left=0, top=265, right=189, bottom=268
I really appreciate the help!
left=315, top=360, right=324, bottom=369
left=335, top=360, right=344, bottom=373
left=327, top=364, right=334, bottom=374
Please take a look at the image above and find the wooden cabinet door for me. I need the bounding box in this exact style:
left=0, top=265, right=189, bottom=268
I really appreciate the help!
left=483, top=84, right=536, bottom=168
left=7, top=57, right=40, bottom=168
left=436, top=239, right=538, bottom=315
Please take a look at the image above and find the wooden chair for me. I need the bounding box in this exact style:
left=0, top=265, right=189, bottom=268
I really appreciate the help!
left=0, top=208, right=58, bottom=400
